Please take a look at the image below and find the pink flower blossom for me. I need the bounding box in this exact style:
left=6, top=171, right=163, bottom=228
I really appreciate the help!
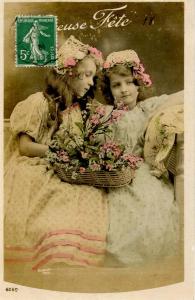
left=113, top=148, right=122, bottom=158
left=141, top=74, right=152, bottom=86
left=79, top=167, right=86, bottom=174
left=64, top=57, right=77, bottom=68
left=103, top=62, right=111, bottom=69
left=132, top=63, right=152, bottom=87
left=122, top=153, right=143, bottom=169
left=57, top=150, right=70, bottom=162
left=100, top=141, right=122, bottom=158
left=89, top=114, right=101, bottom=126
left=133, top=63, right=145, bottom=74
left=110, top=110, right=125, bottom=123
left=90, top=163, right=101, bottom=171
left=95, top=106, right=106, bottom=117
left=88, top=47, right=102, bottom=58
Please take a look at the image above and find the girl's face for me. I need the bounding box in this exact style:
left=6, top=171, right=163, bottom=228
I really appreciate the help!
left=68, top=57, right=97, bottom=99
left=110, top=73, right=139, bottom=110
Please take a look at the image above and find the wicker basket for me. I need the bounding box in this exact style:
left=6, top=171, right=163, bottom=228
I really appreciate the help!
left=54, top=163, right=134, bottom=187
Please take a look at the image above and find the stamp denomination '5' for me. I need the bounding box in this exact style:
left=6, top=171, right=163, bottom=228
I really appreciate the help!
left=15, top=15, right=57, bottom=67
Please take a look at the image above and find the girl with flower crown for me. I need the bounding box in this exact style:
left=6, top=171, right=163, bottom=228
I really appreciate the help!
left=4, top=36, right=109, bottom=271
left=101, top=50, right=183, bottom=265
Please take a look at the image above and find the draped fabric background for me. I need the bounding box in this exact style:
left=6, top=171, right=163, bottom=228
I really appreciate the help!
left=4, top=2, right=184, bottom=118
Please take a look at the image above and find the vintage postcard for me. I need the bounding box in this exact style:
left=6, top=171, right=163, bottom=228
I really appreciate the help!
left=0, top=0, right=194, bottom=299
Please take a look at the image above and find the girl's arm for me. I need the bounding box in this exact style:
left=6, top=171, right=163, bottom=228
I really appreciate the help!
left=146, top=90, right=184, bottom=119
left=19, top=133, right=49, bottom=158
left=157, top=90, right=184, bottom=111
left=167, top=90, right=184, bottom=105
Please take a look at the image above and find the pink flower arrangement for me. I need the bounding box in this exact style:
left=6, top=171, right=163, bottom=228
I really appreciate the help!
left=95, top=106, right=106, bottom=117
left=88, top=47, right=102, bottom=58
left=56, top=150, right=70, bottom=163
left=88, top=106, right=106, bottom=126
left=109, top=110, right=125, bottom=123
left=103, top=61, right=111, bottom=69
left=122, top=153, right=143, bottom=169
left=100, top=141, right=122, bottom=159
left=133, top=63, right=152, bottom=87
left=96, top=140, right=142, bottom=172
left=103, top=56, right=152, bottom=87
left=89, top=163, right=101, bottom=171
left=141, top=73, right=152, bottom=86
left=89, top=114, right=101, bottom=126
left=133, top=63, right=145, bottom=73
left=47, top=103, right=143, bottom=179
left=64, top=57, right=77, bottom=68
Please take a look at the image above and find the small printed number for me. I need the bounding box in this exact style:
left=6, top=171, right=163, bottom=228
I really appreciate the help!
left=20, top=49, right=27, bottom=60
left=5, top=287, right=18, bottom=292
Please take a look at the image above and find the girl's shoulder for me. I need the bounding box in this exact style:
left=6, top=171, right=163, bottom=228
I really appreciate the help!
left=137, top=94, right=168, bottom=113
left=10, top=92, right=50, bottom=139
left=10, top=92, right=49, bottom=124
left=24, top=91, right=47, bottom=105
left=14, top=91, right=47, bottom=108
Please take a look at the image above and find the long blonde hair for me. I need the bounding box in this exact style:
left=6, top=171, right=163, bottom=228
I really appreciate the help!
left=45, top=53, right=100, bottom=108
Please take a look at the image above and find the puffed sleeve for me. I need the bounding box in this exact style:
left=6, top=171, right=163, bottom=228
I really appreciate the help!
left=138, top=94, right=169, bottom=120
left=10, top=92, right=48, bottom=143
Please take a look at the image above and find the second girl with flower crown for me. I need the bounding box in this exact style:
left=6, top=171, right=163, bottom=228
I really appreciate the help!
left=101, top=49, right=183, bottom=265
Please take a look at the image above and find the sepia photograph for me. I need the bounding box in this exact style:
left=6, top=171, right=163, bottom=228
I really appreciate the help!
left=1, top=0, right=194, bottom=299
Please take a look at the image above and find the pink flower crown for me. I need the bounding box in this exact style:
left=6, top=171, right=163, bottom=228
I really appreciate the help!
left=56, top=36, right=103, bottom=76
left=103, top=50, right=152, bottom=87
left=62, top=47, right=102, bottom=76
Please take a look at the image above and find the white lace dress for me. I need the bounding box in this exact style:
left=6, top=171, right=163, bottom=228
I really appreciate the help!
left=106, top=94, right=180, bottom=265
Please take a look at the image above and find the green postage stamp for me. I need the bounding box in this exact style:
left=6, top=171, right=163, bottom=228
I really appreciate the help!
left=15, top=15, right=57, bottom=67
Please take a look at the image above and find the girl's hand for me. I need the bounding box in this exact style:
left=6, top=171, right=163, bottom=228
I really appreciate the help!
left=19, top=134, right=49, bottom=158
